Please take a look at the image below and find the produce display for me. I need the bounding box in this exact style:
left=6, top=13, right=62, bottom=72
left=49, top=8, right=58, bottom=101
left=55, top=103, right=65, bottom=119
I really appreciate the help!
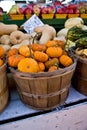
left=1, top=16, right=87, bottom=69
left=0, top=19, right=75, bottom=73
left=0, top=16, right=87, bottom=71
left=0, top=14, right=87, bottom=112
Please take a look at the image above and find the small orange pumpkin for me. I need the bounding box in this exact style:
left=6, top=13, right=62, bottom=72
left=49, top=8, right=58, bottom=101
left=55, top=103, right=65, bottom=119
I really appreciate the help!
left=46, top=46, right=63, bottom=58
left=30, top=43, right=46, bottom=52
left=59, top=55, right=73, bottom=67
left=38, top=62, right=45, bottom=72
left=7, top=48, right=18, bottom=57
left=55, top=40, right=65, bottom=49
left=8, top=54, right=25, bottom=67
left=0, top=46, right=5, bottom=58
left=0, top=58, right=4, bottom=67
left=45, top=40, right=57, bottom=47
left=48, top=66, right=58, bottom=72
left=34, top=51, right=48, bottom=62
left=18, top=58, right=40, bottom=73
left=19, top=45, right=30, bottom=57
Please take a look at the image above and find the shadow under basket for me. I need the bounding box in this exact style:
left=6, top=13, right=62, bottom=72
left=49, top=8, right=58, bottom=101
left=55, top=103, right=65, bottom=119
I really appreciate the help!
left=0, top=64, right=9, bottom=113
left=10, top=60, right=76, bottom=111
left=72, top=54, right=87, bottom=96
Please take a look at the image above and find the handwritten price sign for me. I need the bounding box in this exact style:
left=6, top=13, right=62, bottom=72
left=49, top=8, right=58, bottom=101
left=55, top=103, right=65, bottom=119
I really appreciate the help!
left=23, top=14, right=44, bottom=34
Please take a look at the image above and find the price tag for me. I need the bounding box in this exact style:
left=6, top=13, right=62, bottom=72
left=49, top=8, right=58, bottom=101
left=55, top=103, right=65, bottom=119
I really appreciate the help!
left=23, top=14, right=44, bottom=34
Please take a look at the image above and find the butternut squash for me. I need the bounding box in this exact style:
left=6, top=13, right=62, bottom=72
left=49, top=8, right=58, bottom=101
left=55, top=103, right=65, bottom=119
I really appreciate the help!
left=11, top=39, right=30, bottom=49
left=0, top=23, right=18, bottom=35
left=0, top=35, right=11, bottom=45
left=64, top=17, right=84, bottom=29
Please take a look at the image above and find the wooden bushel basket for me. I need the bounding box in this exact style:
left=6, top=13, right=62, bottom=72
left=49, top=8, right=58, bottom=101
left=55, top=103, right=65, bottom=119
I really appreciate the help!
left=0, top=64, right=9, bottom=113
left=72, top=53, right=87, bottom=96
left=10, top=60, right=76, bottom=110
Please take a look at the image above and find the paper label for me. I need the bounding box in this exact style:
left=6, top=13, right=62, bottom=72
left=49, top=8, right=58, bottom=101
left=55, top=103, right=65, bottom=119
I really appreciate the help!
left=23, top=14, right=44, bottom=34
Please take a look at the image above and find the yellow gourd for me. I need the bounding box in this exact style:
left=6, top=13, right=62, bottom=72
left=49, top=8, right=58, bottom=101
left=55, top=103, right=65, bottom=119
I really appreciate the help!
left=19, top=45, right=30, bottom=57
left=18, top=58, right=40, bottom=73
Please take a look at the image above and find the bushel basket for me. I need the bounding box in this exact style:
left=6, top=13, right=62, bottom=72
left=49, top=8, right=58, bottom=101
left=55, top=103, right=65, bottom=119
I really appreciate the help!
left=0, top=64, right=9, bottom=113
left=10, top=59, right=76, bottom=110
left=71, top=52, right=87, bottom=96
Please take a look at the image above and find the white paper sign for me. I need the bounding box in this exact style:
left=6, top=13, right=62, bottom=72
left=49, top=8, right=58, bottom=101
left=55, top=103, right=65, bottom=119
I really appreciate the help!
left=23, top=14, right=44, bottom=34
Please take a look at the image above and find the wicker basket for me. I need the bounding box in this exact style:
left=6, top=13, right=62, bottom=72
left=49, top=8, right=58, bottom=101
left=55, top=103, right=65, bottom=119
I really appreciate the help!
left=0, top=64, right=9, bottom=113
left=72, top=53, right=87, bottom=96
left=10, top=60, right=76, bottom=110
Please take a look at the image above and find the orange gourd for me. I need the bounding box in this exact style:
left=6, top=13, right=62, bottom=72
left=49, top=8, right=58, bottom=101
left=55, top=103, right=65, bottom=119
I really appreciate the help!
left=7, top=48, right=18, bottom=57
left=30, top=43, right=46, bottom=52
left=38, top=62, right=45, bottom=72
left=8, top=54, right=25, bottom=67
left=34, top=51, right=48, bottom=62
left=0, top=46, right=5, bottom=58
left=46, top=46, right=63, bottom=58
left=59, top=55, right=73, bottom=67
left=45, top=40, right=57, bottom=47
left=45, top=40, right=65, bottom=49
left=48, top=66, right=58, bottom=72
left=0, top=59, right=4, bottom=67
left=55, top=40, right=65, bottom=49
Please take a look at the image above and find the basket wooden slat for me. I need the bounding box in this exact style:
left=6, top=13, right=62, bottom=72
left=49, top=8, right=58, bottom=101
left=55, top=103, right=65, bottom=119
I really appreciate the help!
left=0, top=64, right=9, bottom=113
left=10, top=60, right=76, bottom=110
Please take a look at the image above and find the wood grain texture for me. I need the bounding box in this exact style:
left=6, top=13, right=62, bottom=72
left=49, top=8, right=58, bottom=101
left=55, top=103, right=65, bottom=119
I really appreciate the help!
left=9, top=60, right=76, bottom=110
left=0, top=64, right=9, bottom=113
